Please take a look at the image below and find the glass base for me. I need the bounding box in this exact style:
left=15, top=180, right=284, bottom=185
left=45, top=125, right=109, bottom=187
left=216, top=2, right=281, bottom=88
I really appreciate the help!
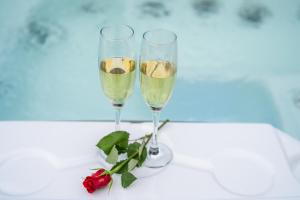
left=144, top=143, right=173, bottom=168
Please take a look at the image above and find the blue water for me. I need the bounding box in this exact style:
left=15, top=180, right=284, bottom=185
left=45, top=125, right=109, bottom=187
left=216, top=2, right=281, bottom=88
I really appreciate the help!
left=0, top=0, right=299, bottom=139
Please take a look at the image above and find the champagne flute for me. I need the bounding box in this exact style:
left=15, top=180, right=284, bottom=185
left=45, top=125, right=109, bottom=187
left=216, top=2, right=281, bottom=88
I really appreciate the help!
left=140, top=29, right=177, bottom=168
left=99, top=25, right=136, bottom=131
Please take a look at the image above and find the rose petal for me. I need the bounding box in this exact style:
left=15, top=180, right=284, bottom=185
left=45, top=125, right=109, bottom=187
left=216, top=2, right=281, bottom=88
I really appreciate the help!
left=87, top=180, right=94, bottom=187
left=93, top=169, right=105, bottom=177
left=87, top=187, right=95, bottom=193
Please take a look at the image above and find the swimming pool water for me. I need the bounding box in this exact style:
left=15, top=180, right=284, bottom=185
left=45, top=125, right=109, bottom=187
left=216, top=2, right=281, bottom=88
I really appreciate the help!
left=0, top=0, right=300, bottom=139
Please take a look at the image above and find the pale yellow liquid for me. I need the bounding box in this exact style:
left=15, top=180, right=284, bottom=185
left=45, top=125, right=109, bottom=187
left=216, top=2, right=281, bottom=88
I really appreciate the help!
left=140, top=60, right=176, bottom=109
left=100, top=57, right=135, bottom=105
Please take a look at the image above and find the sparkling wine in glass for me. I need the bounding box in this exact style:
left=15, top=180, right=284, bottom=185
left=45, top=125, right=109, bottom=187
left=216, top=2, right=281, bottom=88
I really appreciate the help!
left=99, top=25, right=136, bottom=130
left=140, top=29, right=177, bottom=168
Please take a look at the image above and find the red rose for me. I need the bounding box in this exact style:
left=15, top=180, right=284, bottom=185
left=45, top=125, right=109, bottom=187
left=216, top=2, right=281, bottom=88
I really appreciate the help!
left=83, top=169, right=112, bottom=193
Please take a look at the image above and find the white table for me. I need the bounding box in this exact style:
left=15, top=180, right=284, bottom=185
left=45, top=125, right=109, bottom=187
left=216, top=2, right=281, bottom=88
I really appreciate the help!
left=0, top=121, right=300, bottom=199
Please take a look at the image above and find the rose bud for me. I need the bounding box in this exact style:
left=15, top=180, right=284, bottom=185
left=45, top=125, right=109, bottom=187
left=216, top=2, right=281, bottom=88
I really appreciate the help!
left=83, top=169, right=112, bottom=193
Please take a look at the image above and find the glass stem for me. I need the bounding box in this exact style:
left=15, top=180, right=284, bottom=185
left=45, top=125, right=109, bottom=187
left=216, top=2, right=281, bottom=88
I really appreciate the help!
left=149, top=110, right=160, bottom=156
left=114, top=106, right=122, bottom=131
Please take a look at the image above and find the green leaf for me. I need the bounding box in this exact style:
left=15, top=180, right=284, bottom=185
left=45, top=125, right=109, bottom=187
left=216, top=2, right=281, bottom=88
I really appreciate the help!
left=111, top=160, right=128, bottom=174
left=96, top=131, right=129, bottom=155
left=121, top=172, right=137, bottom=188
left=127, top=142, right=147, bottom=167
left=127, top=142, right=140, bottom=158
left=136, top=138, right=148, bottom=167
left=106, top=145, right=118, bottom=164
left=137, top=147, right=147, bottom=167
left=138, top=142, right=144, bottom=157
left=108, top=180, right=113, bottom=191
left=128, top=159, right=138, bottom=171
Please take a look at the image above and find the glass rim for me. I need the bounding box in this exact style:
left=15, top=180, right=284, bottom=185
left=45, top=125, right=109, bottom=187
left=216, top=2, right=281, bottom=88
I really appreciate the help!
left=143, top=29, right=177, bottom=46
left=100, top=24, right=134, bottom=41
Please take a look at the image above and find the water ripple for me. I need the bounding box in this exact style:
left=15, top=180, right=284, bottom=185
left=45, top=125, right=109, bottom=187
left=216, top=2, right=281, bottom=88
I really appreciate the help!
left=293, top=90, right=300, bottom=109
left=238, top=3, right=271, bottom=27
left=140, top=1, right=170, bottom=18
left=192, top=0, right=219, bottom=17
left=0, top=79, right=15, bottom=100
left=22, top=18, right=66, bottom=51
left=80, top=0, right=105, bottom=14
